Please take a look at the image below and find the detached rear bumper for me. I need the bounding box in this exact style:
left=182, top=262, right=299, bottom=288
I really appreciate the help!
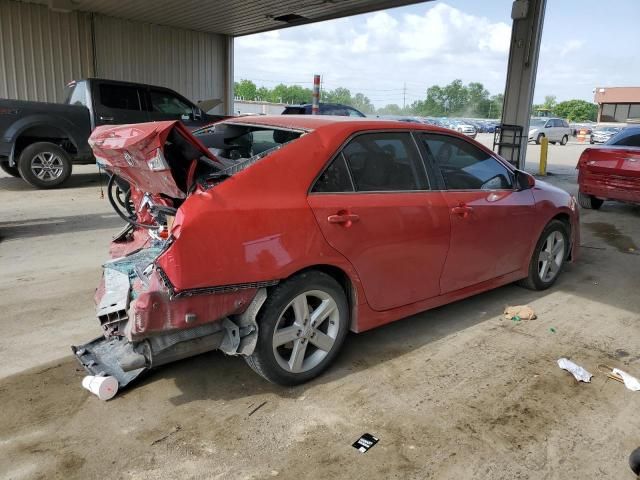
left=72, top=336, right=147, bottom=389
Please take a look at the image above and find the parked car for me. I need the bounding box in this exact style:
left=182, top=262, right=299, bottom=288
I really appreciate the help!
left=528, top=117, right=571, bottom=145
left=577, top=126, right=640, bottom=209
left=447, top=120, right=477, bottom=138
left=73, top=116, right=579, bottom=390
left=282, top=103, right=366, bottom=117
left=589, top=126, right=622, bottom=144
left=0, top=78, right=225, bottom=188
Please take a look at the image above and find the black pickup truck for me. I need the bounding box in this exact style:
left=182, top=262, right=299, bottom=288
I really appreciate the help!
left=0, top=78, right=224, bottom=188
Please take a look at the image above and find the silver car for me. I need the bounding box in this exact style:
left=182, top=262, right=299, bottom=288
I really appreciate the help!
left=528, top=117, right=571, bottom=145
left=590, top=126, right=622, bottom=144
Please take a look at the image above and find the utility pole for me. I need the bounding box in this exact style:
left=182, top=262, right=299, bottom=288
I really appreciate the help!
left=403, top=82, right=406, bottom=111
left=312, top=75, right=321, bottom=114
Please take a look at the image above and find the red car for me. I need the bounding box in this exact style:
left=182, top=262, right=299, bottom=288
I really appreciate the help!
left=577, top=126, right=640, bottom=209
left=74, top=116, right=579, bottom=389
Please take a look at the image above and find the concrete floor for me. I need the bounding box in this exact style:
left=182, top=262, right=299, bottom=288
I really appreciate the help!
left=1, top=142, right=639, bottom=480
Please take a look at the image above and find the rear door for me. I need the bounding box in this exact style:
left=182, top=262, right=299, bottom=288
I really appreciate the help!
left=92, top=81, right=149, bottom=127
left=418, top=133, right=536, bottom=293
left=307, top=131, right=450, bottom=311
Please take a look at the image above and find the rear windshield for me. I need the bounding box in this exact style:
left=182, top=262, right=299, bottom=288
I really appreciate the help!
left=193, top=123, right=304, bottom=175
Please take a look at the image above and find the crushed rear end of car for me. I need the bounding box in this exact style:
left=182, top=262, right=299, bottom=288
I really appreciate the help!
left=72, top=120, right=300, bottom=389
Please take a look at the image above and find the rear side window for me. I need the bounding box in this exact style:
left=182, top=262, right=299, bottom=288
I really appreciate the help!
left=421, top=134, right=513, bottom=190
left=609, top=129, right=640, bottom=147
left=99, top=84, right=142, bottom=111
left=66, top=82, right=87, bottom=107
left=341, top=132, right=428, bottom=191
left=282, top=107, right=306, bottom=115
left=312, top=154, right=354, bottom=193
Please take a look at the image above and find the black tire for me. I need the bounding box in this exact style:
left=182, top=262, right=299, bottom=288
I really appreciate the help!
left=0, top=161, right=20, bottom=177
left=17, top=142, right=72, bottom=189
left=589, top=137, right=595, bottom=144
left=577, top=191, right=603, bottom=210
left=560, top=135, right=568, bottom=145
left=536, top=133, right=544, bottom=145
left=245, top=271, right=349, bottom=386
left=518, top=219, right=569, bottom=291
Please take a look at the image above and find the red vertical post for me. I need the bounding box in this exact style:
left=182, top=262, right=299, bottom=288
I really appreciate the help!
left=312, top=74, right=321, bottom=115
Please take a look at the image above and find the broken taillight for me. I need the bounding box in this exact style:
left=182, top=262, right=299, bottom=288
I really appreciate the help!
left=147, top=148, right=170, bottom=171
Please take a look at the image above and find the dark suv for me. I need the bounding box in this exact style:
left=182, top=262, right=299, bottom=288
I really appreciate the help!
left=282, top=103, right=366, bottom=117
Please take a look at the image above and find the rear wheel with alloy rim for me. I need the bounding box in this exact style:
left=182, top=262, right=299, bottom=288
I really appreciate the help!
left=519, top=219, right=569, bottom=290
left=577, top=191, right=603, bottom=209
left=245, top=271, right=349, bottom=385
left=17, top=142, right=72, bottom=189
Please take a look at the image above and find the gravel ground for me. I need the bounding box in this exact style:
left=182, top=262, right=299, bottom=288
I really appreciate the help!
left=1, top=142, right=639, bottom=480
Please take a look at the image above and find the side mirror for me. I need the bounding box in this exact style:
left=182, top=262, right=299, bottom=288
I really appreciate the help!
left=192, top=107, right=203, bottom=120
left=515, top=170, right=535, bottom=190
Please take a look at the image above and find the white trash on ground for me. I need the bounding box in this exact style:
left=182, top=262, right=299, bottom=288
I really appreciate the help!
left=82, top=375, right=119, bottom=400
left=612, top=368, right=640, bottom=391
left=557, top=358, right=593, bottom=383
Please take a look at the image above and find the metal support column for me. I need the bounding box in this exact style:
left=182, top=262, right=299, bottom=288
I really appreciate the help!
left=224, top=35, right=235, bottom=115
left=499, top=0, right=547, bottom=169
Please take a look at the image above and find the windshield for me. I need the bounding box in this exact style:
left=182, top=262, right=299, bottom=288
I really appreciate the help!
left=193, top=123, right=305, bottom=178
left=530, top=119, right=546, bottom=128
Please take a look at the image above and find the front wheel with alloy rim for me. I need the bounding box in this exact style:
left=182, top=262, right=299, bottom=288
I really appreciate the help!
left=519, top=219, right=569, bottom=290
left=17, top=142, right=72, bottom=189
left=245, top=271, right=349, bottom=385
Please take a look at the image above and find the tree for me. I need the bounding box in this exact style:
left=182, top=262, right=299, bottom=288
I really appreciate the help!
left=235, top=79, right=257, bottom=100
left=554, top=100, right=597, bottom=122
left=378, top=104, right=403, bottom=115
left=324, top=87, right=352, bottom=105
left=352, top=93, right=375, bottom=114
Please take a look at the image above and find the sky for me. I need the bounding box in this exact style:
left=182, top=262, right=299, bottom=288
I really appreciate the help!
left=234, top=0, right=640, bottom=108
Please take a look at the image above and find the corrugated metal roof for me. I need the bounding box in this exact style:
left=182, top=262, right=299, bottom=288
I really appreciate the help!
left=23, top=0, right=429, bottom=36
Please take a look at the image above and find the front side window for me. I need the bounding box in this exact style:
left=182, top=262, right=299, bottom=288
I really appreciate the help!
left=150, top=90, right=193, bottom=116
left=341, top=132, right=428, bottom=191
left=421, top=134, right=513, bottom=190
left=99, top=84, right=142, bottom=110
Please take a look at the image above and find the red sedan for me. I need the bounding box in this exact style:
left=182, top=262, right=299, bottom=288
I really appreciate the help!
left=75, top=116, right=579, bottom=389
left=577, top=126, right=640, bottom=209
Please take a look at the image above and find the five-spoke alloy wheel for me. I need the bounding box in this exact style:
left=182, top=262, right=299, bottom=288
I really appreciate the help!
left=246, top=271, right=349, bottom=385
left=519, top=219, right=569, bottom=290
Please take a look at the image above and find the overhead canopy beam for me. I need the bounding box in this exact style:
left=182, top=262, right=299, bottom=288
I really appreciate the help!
left=500, top=0, right=547, bottom=169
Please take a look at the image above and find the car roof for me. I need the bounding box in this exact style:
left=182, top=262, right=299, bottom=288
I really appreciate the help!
left=284, top=103, right=353, bottom=108
left=223, top=114, right=475, bottom=137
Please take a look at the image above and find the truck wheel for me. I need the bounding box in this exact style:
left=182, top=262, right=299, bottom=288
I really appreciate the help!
left=245, top=271, right=349, bottom=386
left=578, top=191, right=603, bottom=210
left=17, top=142, right=72, bottom=189
left=0, top=161, right=20, bottom=178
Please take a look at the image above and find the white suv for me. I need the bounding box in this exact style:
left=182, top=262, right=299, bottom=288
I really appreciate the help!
left=528, top=118, right=571, bottom=145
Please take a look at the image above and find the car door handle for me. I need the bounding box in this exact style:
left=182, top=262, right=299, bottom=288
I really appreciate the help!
left=99, top=116, right=114, bottom=122
left=327, top=212, right=360, bottom=225
left=451, top=205, right=473, bottom=217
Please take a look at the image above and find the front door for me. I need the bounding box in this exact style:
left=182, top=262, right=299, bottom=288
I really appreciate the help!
left=147, top=87, right=207, bottom=128
left=419, top=133, right=536, bottom=293
left=307, top=132, right=451, bottom=311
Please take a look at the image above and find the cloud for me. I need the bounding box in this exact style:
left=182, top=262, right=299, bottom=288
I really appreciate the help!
left=235, top=3, right=512, bottom=107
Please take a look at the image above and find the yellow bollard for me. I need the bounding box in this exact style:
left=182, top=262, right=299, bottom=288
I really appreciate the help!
left=539, top=136, right=548, bottom=176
